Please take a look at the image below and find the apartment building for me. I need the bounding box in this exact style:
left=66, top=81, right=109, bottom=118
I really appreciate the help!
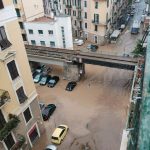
left=0, top=0, right=44, bottom=149
left=43, top=0, right=128, bottom=45
left=24, top=14, right=73, bottom=49
left=12, top=0, right=44, bottom=43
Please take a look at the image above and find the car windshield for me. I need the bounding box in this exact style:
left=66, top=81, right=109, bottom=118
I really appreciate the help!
left=41, top=77, right=46, bottom=82
left=52, top=136, right=58, bottom=140
left=35, top=74, right=40, bottom=79
left=58, top=126, right=66, bottom=129
left=49, top=79, right=55, bottom=84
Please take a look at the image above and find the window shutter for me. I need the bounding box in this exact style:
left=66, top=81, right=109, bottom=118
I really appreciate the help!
left=0, top=0, right=4, bottom=9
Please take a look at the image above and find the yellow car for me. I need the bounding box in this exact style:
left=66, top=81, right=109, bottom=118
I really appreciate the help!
left=51, top=125, right=69, bottom=144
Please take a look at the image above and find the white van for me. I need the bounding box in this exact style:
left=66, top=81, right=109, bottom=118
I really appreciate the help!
left=110, top=30, right=121, bottom=43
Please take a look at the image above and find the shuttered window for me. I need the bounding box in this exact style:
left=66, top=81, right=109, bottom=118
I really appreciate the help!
left=0, top=0, right=4, bottom=9
left=16, top=86, right=28, bottom=104
left=23, top=107, right=32, bottom=123
left=7, top=60, right=19, bottom=80
left=0, top=26, right=11, bottom=50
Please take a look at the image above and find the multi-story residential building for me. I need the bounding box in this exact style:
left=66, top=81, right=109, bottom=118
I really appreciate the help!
left=12, top=0, right=44, bottom=44
left=24, top=14, right=73, bottom=49
left=0, top=0, right=44, bottom=149
left=43, top=0, right=128, bottom=45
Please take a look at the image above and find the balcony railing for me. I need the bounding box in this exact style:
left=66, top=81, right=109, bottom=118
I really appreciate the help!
left=0, top=114, right=20, bottom=141
left=77, top=16, right=83, bottom=20
left=0, top=89, right=10, bottom=108
left=76, top=6, right=82, bottom=10
left=92, top=20, right=107, bottom=25
left=66, top=4, right=72, bottom=8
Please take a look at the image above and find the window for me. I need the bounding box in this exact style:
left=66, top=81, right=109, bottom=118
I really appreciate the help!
left=75, top=20, right=76, bottom=26
left=38, top=30, right=43, bottom=34
left=15, top=8, right=21, bottom=17
left=28, top=29, right=33, bottom=34
left=31, top=40, right=36, bottom=45
left=0, top=110, right=6, bottom=130
left=60, top=129, right=65, bottom=137
left=95, top=2, right=98, bottom=9
left=22, top=34, right=27, bottom=41
left=0, top=26, right=11, bottom=50
left=19, top=22, right=24, bottom=29
left=13, top=0, right=17, bottom=4
left=48, top=30, right=53, bottom=34
left=73, top=10, right=76, bottom=16
left=40, top=41, right=45, bottom=46
left=23, top=107, right=32, bottom=123
left=84, top=12, right=87, bottom=19
left=0, top=0, right=4, bottom=9
left=84, top=1, right=87, bottom=7
left=94, top=14, right=99, bottom=23
left=16, top=86, right=27, bottom=104
left=4, top=133, right=15, bottom=149
left=50, top=41, right=55, bottom=47
left=95, top=25, right=98, bottom=31
left=85, top=23, right=87, bottom=29
left=7, top=60, right=19, bottom=80
left=94, top=36, right=98, bottom=43
left=107, top=0, right=109, bottom=7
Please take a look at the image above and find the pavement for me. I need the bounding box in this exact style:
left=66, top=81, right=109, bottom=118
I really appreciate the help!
left=32, top=64, right=133, bottom=150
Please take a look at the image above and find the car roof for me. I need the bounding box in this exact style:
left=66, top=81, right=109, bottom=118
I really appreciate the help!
left=46, top=145, right=57, bottom=150
left=52, top=128, right=63, bottom=137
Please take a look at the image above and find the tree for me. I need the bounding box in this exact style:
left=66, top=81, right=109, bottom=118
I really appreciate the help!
left=132, top=40, right=145, bottom=57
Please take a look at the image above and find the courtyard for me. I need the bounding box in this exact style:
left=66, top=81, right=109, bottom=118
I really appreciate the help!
left=33, top=64, right=133, bottom=150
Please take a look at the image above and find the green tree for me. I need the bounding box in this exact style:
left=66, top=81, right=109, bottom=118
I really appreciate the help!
left=132, top=40, right=145, bottom=57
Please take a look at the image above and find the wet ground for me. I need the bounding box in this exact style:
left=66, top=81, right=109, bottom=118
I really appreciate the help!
left=33, top=64, right=133, bottom=150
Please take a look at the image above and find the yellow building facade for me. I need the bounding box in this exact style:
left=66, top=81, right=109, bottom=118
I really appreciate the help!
left=0, top=0, right=44, bottom=149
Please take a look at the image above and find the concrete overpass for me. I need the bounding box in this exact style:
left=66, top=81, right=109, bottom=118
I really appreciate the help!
left=25, top=45, right=138, bottom=81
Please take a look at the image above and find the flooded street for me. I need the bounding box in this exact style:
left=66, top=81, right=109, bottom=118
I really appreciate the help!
left=33, top=64, right=133, bottom=150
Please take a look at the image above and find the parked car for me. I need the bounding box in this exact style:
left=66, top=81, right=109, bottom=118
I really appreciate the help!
left=42, top=67, right=52, bottom=76
left=51, top=125, right=69, bottom=144
left=87, top=44, right=98, bottom=52
left=74, top=39, right=84, bottom=46
left=130, top=10, right=136, bottom=16
left=45, top=145, right=57, bottom=150
left=66, top=82, right=77, bottom=91
left=39, top=75, right=51, bottom=85
left=42, top=104, right=56, bottom=121
left=47, top=76, right=59, bottom=88
left=33, top=73, right=42, bottom=83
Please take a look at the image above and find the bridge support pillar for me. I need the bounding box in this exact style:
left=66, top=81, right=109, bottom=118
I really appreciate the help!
left=63, top=62, right=85, bottom=81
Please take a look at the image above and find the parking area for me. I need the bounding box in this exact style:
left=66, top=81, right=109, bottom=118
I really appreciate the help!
left=33, top=64, right=133, bottom=150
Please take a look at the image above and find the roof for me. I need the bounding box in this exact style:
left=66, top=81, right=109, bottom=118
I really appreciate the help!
left=110, top=30, right=120, bottom=38
left=30, top=16, right=54, bottom=23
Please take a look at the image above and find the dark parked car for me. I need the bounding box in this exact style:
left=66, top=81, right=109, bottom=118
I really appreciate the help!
left=33, top=73, right=42, bottom=83
left=39, top=75, right=51, bottom=85
left=66, top=82, right=77, bottom=91
left=42, top=104, right=56, bottom=121
left=47, top=76, right=59, bottom=88
left=87, top=44, right=98, bottom=52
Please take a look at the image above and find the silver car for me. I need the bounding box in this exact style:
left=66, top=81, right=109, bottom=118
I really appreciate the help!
left=45, top=145, right=57, bottom=150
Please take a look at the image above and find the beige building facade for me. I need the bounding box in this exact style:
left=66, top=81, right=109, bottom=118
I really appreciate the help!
left=43, top=0, right=128, bottom=45
left=0, top=0, right=44, bottom=149
left=12, top=0, right=44, bottom=43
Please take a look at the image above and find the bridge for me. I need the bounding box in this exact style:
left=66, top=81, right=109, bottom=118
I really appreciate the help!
left=26, top=45, right=137, bottom=69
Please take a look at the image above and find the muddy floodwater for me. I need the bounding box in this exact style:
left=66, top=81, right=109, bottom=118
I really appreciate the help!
left=33, top=64, right=133, bottom=150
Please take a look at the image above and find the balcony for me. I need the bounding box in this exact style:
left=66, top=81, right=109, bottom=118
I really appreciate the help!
left=77, top=16, right=83, bottom=20
left=92, top=20, right=107, bottom=26
left=77, top=26, right=83, bottom=30
left=66, top=4, right=72, bottom=8
left=0, top=114, right=20, bottom=141
left=76, top=6, right=82, bottom=10
left=0, top=89, right=10, bottom=108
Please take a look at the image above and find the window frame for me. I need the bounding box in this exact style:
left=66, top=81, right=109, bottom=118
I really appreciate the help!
left=38, top=30, right=43, bottom=35
left=23, top=106, right=33, bottom=124
left=7, top=60, right=19, bottom=80
left=28, top=29, right=33, bottom=34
